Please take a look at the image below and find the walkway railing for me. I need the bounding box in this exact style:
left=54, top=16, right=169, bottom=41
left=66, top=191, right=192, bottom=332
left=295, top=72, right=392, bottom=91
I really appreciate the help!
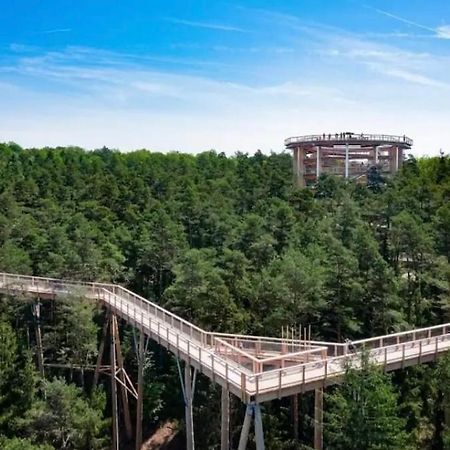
left=247, top=332, right=450, bottom=400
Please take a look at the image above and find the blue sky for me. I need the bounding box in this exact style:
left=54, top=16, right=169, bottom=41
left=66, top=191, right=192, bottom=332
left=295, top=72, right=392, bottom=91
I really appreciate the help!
left=1, top=0, right=449, bottom=154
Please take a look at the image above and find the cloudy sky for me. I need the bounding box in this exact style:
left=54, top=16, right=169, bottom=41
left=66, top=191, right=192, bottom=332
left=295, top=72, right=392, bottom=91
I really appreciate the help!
left=1, top=0, right=449, bottom=155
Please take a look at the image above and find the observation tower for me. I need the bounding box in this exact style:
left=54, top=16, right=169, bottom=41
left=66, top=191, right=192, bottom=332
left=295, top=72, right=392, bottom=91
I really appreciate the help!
left=285, top=132, right=413, bottom=187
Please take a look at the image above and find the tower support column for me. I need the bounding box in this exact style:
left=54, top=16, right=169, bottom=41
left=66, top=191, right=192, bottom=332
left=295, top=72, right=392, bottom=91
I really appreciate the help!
left=389, top=146, right=397, bottom=174
left=398, top=147, right=404, bottom=168
left=299, top=147, right=305, bottom=187
left=293, top=146, right=306, bottom=187
left=293, top=148, right=299, bottom=185
left=345, top=143, right=349, bottom=179
left=316, top=146, right=321, bottom=180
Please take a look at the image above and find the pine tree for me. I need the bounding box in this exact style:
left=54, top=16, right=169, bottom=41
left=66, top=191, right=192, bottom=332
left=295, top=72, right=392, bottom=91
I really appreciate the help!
left=17, top=378, right=109, bottom=449
left=436, top=354, right=450, bottom=449
left=0, top=436, right=53, bottom=450
left=326, top=353, right=409, bottom=450
left=0, top=318, right=36, bottom=435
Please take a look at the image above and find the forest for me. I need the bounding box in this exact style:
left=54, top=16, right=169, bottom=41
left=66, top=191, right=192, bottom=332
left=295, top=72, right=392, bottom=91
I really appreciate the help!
left=0, top=142, right=449, bottom=450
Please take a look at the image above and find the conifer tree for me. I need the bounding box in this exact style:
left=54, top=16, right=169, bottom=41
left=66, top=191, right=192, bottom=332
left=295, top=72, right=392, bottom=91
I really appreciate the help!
left=326, top=354, right=409, bottom=450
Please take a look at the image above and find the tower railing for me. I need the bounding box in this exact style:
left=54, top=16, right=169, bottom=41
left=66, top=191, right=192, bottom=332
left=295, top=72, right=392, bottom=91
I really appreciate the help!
left=285, top=133, right=413, bottom=146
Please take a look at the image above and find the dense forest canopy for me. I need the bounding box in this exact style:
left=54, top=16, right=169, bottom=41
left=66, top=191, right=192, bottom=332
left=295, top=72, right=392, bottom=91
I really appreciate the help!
left=0, top=142, right=449, bottom=449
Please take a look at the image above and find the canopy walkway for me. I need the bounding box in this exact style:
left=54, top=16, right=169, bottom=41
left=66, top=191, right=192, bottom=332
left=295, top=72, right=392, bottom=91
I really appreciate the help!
left=1, top=271, right=449, bottom=449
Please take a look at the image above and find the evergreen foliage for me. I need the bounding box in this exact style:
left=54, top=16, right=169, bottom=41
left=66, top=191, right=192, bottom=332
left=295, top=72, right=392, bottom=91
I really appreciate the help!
left=326, top=354, right=408, bottom=450
left=0, top=143, right=449, bottom=448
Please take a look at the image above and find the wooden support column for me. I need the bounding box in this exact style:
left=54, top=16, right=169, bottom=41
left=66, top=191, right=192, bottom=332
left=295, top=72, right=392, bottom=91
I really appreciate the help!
left=345, top=142, right=349, bottom=179
left=185, top=364, right=195, bottom=450
left=111, top=317, right=119, bottom=450
left=445, top=397, right=450, bottom=433
left=254, top=403, right=265, bottom=450
left=291, top=394, right=299, bottom=440
left=293, top=147, right=306, bottom=188
left=299, top=147, right=305, bottom=187
left=112, top=316, right=133, bottom=441
left=293, top=148, right=299, bottom=186
left=221, top=387, right=230, bottom=450
left=314, top=388, right=323, bottom=450
left=398, top=147, right=404, bottom=168
left=389, top=146, right=397, bottom=174
left=237, top=403, right=265, bottom=450
left=92, top=314, right=110, bottom=392
left=136, top=330, right=145, bottom=450
left=32, top=301, right=45, bottom=378
left=238, top=404, right=253, bottom=450
left=316, top=146, right=321, bottom=181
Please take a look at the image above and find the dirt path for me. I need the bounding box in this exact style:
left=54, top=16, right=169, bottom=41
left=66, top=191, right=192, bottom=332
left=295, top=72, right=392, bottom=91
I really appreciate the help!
left=142, top=420, right=182, bottom=450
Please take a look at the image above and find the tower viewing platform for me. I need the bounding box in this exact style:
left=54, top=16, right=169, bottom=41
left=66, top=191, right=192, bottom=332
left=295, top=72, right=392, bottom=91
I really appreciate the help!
left=285, top=132, right=413, bottom=187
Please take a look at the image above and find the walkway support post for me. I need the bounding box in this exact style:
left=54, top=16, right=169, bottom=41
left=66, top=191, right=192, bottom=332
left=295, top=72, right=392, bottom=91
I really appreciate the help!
left=92, top=314, right=110, bottom=392
left=112, top=315, right=133, bottom=441
left=314, top=388, right=323, bottom=450
left=238, top=404, right=253, bottom=450
left=445, top=396, right=450, bottom=434
left=238, top=403, right=265, bottom=450
left=221, top=387, right=230, bottom=450
left=135, top=330, right=145, bottom=450
left=32, top=300, right=45, bottom=378
left=184, top=364, right=195, bottom=450
left=254, top=403, right=265, bottom=450
left=291, top=394, right=299, bottom=440
left=110, top=316, right=119, bottom=450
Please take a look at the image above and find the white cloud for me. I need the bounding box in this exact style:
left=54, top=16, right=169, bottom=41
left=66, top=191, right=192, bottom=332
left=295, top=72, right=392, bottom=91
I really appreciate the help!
left=318, top=31, right=450, bottom=91
left=436, top=25, right=450, bottom=39
left=367, top=6, right=450, bottom=40
left=1, top=37, right=449, bottom=155
left=37, top=28, right=72, bottom=35
left=375, top=67, right=450, bottom=89
left=165, top=18, right=247, bottom=33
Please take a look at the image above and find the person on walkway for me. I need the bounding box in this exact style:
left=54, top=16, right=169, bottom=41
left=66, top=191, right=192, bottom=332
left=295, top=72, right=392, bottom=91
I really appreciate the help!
left=345, top=338, right=355, bottom=354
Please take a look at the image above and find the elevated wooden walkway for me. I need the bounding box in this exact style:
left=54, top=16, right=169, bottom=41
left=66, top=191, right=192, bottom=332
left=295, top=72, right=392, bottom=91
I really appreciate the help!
left=1, top=272, right=449, bottom=403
